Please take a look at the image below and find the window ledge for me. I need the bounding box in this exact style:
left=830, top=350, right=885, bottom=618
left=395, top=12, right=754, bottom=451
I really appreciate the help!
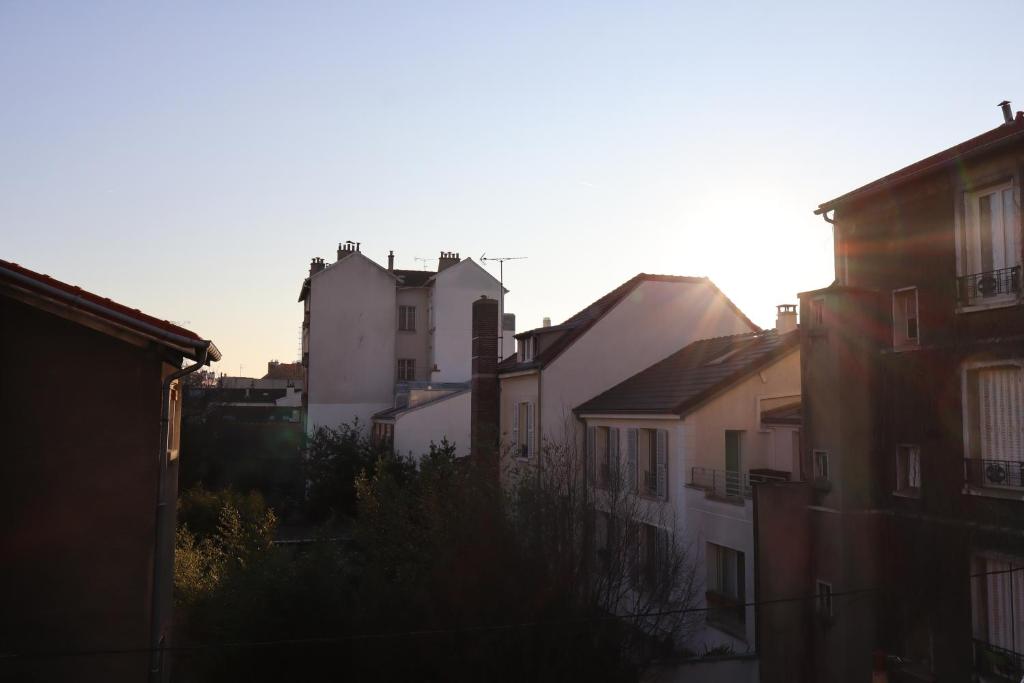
left=963, top=484, right=1024, bottom=502
left=890, top=343, right=921, bottom=353
left=956, top=297, right=1022, bottom=314
left=892, top=489, right=921, bottom=500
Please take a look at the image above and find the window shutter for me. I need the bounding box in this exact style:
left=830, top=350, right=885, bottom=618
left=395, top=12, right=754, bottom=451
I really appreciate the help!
left=587, top=426, right=596, bottom=484
left=627, top=429, right=639, bottom=492
left=609, top=428, right=620, bottom=484
left=527, top=402, right=535, bottom=458
left=656, top=429, right=668, bottom=499
left=511, top=403, right=520, bottom=452
left=979, top=366, right=1024, bottom=463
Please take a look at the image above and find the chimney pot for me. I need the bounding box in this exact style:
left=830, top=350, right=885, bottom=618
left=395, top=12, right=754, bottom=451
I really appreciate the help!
left=543, top=317, right=551, bottom=328
left=999, top=100, right=1013, bottom=125
left=776, top=304, right=798, bottom=335
left=388, top=250, right=395, bottom=271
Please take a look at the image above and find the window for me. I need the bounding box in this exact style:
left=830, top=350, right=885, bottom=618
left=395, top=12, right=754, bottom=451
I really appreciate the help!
left=637, top=524, right=668, bottom=591
left=813, top=450, right=830, bottom=481
left=512, top=401, right=535, bottom=459
left=958, top=181, right=1021, bottom=306
left=963, top=363, right=1024, bottom=489
left=811, top=297, right=824, bottom=326
left=519, top=336, right=535, bottom=362
left=633, top=429, right=667, bottom=499
left=707, top=543, right=746, bottom=636
left=895, top=445, right=921, bottom=496
left=588, top=426, right=620, bottom=487
left=397, top=358, right=415, bottom=381
left=971, top=553, right=1024, bottom=669
left=892, top=288, right=919, bottom=347
left=398, top=305, right=416, bottom=331
left=167, top=383, right=181, bottom=461
left=817, top=580, right=834, bottom=618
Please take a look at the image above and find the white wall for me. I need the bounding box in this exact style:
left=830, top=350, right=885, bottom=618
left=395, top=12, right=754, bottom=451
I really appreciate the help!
left=393, top=390, right=471, bottom=459
left=542, top=279, right=757, bottom=446
left=430, top=259, right=503, bottom=383
left=306, top=252, right=397, bottom=434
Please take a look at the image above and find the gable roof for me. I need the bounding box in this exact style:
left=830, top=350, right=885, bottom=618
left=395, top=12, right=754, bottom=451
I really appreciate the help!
left=575, top=329, right=798, bottom=416
left=0, top=258, right=220, bottom=362
left=393, top=268, right=436, bottom=287
left=500, top=274, right=758, bottom=373
left=426, top=258, right=507, bottom=292
left=298, top=251, right=398, bottom=301
left=817, top=111, right=1024, bottom=214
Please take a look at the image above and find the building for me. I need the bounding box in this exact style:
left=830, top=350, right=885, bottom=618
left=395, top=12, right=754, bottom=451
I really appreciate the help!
left=575, top=307, right=800, bottom=676
left=758, top=103, right=1024, bottom=682
left=300, top=243, right=513, bottom=458
left=0, top=258, right=219, bottom=683
left=498, top=273, right=758, bottom=473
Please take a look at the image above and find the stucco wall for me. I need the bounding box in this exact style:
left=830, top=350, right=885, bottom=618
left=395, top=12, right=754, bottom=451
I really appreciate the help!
left=393, top=390, right=471, bottom=459
left=541, top=279, right=757, bottom=445
left=395, top=287, right=430, bottom=381
left=307, top=253, right=396, bottom=433
left=430, top=259, right=503, bottom=383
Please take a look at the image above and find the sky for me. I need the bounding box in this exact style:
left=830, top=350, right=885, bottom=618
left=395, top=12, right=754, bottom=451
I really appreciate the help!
left=2, top=1, right=1023, bottom=376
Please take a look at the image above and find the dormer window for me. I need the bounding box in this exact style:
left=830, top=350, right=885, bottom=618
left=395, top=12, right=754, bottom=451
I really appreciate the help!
left=957, top=181, right=1021, bottom=307
left=520, top=336, right=535, bottom=362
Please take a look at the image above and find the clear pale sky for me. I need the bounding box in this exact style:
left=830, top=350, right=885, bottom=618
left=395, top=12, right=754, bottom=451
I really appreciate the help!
left=3, top=2, right=1022, bottom=375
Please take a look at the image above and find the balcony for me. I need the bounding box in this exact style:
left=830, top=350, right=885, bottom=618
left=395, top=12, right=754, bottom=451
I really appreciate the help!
left=689, top=467, right=790, bottom=500
left=973, top=639, right=1023, bottom=681
left=957, top=266, right=1020, bottom=307
left=964, top=458, right=1024, bottom=490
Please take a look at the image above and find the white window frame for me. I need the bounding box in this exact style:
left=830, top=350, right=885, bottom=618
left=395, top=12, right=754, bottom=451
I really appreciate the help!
left=512, top=401, right=535, bottom=459
left=816, top=580, right=834, bottom=618
left=811, top=297, right=825, bottom=326
left=892, top=287, right=920, bottom=348
left=971, top=552, right=1024, bottom=658
left=520, top=336, right=535, bottom=362
left=398, top=305, right=416, bottom=332
left=397, top=358, right=416, bottom=381
left=895, top=444, right=921, bottom=497
left=955, top=179, right=1022, bottom=310
left=813, top=449, right=830, bottom=481
left=961, top=360, right=1024, bottom=491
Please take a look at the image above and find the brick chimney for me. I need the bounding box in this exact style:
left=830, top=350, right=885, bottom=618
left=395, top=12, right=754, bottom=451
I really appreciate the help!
left=471, top=295, right=500, bottom=467
left=387, top=250, right=395, bottom=271
left=309, top=257, right=326, bottom=276
left=776, top=304, right=798, bottom=334
left=438, top=251, right=461, bottom=272
left=337, top=241, right=360, bottom=260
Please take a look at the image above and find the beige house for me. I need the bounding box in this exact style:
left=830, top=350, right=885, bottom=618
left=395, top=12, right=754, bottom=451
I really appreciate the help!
left=575, top=307, right=800, bottom=665
left=498, top=274, right=758, bottom=471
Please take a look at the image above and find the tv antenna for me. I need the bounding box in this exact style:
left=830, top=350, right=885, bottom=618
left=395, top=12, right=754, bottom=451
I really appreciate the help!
left=414, top=257, right=436, bottom=270
left=481, top=254, right=527, bottom=359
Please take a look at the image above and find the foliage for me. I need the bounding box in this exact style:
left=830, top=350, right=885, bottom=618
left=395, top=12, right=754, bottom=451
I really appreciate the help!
left=304, top=420, right=393, bottom=521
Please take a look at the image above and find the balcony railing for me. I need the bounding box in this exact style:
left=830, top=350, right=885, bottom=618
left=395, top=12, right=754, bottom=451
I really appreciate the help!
left=965, top=458, right=1024, bottom=489
left=973, top=639, right=1024, bottom=680
left=689, top=467, right=790, bottom=500
left=957, top=266, right=1021, bottom=306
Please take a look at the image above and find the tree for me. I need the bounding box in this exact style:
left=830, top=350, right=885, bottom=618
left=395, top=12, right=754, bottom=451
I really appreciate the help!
left=304, top=420, right=393, bottom=521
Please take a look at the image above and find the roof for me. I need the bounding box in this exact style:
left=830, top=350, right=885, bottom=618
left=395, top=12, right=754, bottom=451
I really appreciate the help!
left=0, top=258, right=220, bottom=362
left=393, top=268, right=436, bottom=287
left=371, top=387, right=469, bottom=421
left=817, top=110, right=1024, bottom=214
left=761, top=401, right=802, bottom=426
left=500, top=274, right=758, bottom=373
left=575, top=329, right=798, bottom=416
left=263, top=362, right=305, bottom=381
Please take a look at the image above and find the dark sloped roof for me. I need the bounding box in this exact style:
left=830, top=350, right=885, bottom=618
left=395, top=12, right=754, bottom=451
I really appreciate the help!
left=0, top=258, right=219, bottom=361
left=817, top=111, right=1024, bottom=213
left=372, top=387, right=469, bottom=421
left=575, top=329, right=798, bottom=416
left=263, top=362, right=305, bottom=381
left=761, top=401, right=802, bottom=426
left=393, top=269, right=436, bottom=287
left=500, top=274, right=757, bottom=374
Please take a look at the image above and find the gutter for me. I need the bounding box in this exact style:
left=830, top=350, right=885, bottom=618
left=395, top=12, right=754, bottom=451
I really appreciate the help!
left=0, top=265, right=221, bottom=362
left=149, top=348, right=212, bottom=682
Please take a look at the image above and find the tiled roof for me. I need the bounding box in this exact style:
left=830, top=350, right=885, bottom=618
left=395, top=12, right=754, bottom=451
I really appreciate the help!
left=263, top=362, right=305, bottom=381
left=817, top=111, right=1024, bottom=213
left=393, top=269, right=436, bottom=287
left=575, top=329, right=798, bottom=416
left=0, top=258, right=218, bottom=361
left=500, top=274, right=757, bottom=373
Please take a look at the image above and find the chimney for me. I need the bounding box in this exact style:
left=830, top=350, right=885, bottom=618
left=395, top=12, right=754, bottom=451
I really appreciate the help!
left=542, top=316, right=551, bottom=328
left=438, top=251, right=461, bottom=272
left=776, top=304, right=798, bottom=335
left=337, top=241, right=360, bottom=260
left=999, top=100, right=1013, bottom=125
left=471, top=295, right=500, bottom=468
left=387, top=250, right=395, bottom=271
left=309, top=257, right=326, bottom=276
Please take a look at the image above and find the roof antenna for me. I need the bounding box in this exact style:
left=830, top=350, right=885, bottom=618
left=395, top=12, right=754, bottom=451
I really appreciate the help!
left=481, top=254, right=527, bottom=359
left=999, top=100, right=1013, bottom=125
left=414, top=257, right=436, bottom=270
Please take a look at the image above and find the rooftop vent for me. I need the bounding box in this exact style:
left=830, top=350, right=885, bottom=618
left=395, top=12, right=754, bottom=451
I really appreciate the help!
left=999, top=100, right=1013, bottom=125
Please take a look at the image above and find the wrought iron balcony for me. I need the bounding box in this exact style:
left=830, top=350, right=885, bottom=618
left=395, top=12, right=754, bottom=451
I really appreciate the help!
left=964, top=458, right=1024, bottom=489
left=957, top=266, right=1021, bottom=306
left=973, top=639, right=1024, bottom=680
left=689, top=467, right=789, bottom=500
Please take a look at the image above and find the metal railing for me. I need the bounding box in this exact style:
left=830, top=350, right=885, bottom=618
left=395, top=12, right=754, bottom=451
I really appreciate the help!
left=973, top=639, right=1024, bottom=680
left=689, top=467, right=790, bottom=499
left=965, top=458, right=1024, bottom=489
left=957, top=265, right=1021, bottom=306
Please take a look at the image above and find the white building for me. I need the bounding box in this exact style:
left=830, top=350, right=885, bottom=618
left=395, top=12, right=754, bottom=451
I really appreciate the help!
left=300, top=243, right=512, bottom=458
left=575, top=306, right=801, bottom=674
